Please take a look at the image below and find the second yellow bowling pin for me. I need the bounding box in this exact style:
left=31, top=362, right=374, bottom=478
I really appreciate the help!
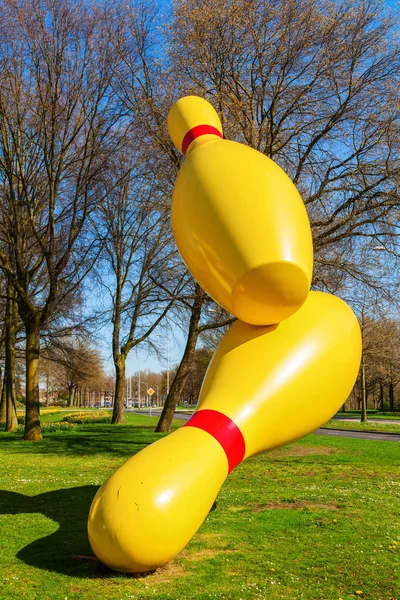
left=168, top=96, right=313, bottom=326
left=88, top=292, right=361, bottom=573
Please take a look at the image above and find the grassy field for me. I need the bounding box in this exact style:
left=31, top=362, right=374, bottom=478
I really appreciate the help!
left=0, top=416, right=399, bottom=600
left=336, top=411, right=400, bottom=421
left=323, top=420, right=400, bottom=434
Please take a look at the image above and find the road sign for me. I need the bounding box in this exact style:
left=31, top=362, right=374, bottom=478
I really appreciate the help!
left=147, top=388, right=155, bottom=396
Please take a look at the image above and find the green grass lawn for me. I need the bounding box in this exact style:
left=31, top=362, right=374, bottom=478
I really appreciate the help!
left=1, top=416, right=399, bottom=600
left=336, top=411, right=400, bottom=421
left=323, top=420, right=400, bottom=434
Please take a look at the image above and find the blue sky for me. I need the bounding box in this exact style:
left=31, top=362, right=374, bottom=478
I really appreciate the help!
left=102, top=323, right=184, bottom=381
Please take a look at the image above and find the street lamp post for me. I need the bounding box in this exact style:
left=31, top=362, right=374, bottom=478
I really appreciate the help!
left=153, top=384, right=159, bottom=406
left=142, top=381, right=149, bottom=407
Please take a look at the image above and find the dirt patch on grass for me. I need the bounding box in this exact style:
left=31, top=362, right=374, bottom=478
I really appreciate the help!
left=227, top=505, right=248, bottom=512
left=146, top=561, right=188, bottom=582
left=253, top=501, right=339, bottom=512
left=280, top=446, right=340, bottom=457
left=180, top=532, right=239, bottom=563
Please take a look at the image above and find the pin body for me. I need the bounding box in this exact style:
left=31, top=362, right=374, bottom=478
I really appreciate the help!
left=168, top=96, right=313, bottom=325
left=196, top=291, right=361, bottom=457
left=88, top=427, right=227, bottom=573
left=88, top=292, right=361, bottom=573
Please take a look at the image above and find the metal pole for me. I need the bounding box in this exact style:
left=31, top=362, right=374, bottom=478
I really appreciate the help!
left=138, top=369, right=141, bottom=408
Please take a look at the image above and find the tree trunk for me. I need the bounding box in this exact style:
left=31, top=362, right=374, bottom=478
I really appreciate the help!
left=46, top=373, right=49, bottom=407
left=5, top=285, right=18, bottom=432
left=156, top=285, right=204, bottom=433
left=23, top=319, right=42, bottom=441
left=360, top=354, right=367, bottom=423
left=389, top=382, right=395, bottom=412
left=0, top=371, right=6, bottom=423
left=112, top=359, right=126, bottom=424
left=380, top=382, right=384, bottom=411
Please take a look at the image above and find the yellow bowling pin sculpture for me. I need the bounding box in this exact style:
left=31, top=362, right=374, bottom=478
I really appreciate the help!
left=168, top=96, right=313, bottom=326
left=88, top=97, right=361, bottom=574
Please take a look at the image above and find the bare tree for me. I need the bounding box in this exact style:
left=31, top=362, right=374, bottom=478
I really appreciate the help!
left=109, top=3, right=240, bottom=431
left=0, top=273, right=20, bottom=430
left=156, top=285, right=235, bottom=432
left=41, top=336, right=104, bottom=407
left=4, top=279, right=18, bottom=430
left=0, top=0, right=128, bottom=439
left=179, top=347, right=214, bottom=405
left=370, top=320, right=400, bottom=412
left=93, top=146, right=185, bottom=424
left=0, top=318, right=6, bottom=423
left=0, top=370, right=5, bottom=423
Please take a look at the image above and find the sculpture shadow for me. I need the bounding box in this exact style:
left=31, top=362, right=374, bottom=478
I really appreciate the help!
left=0, top=485, right=125, bottom=578
left=0, top=425, right=158, bottom=458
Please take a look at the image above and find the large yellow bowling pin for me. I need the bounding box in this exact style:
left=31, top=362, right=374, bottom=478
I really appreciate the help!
left=88, top=292, right=361, bottom=573
left=168, top=96, right=313, bottom=326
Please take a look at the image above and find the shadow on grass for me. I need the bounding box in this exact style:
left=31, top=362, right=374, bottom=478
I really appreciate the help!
left=0, top=424, right=166, bottom=457
left=0, top=485, right=132, bottom=578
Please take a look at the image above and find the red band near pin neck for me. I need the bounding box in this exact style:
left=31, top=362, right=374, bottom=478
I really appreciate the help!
left=181, top=124, right=223, bottom=155
left=183, top=409, right=246, bottom=474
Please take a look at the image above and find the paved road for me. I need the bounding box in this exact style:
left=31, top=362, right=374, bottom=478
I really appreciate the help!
left=130, top=410, right=400, bottom=442
left=316, top=428, right=400, bottom=442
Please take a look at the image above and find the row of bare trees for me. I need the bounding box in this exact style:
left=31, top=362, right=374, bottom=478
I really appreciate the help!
left=0, top=0, right=399, bottom=439
left=347, top=314, right=400, bottom=418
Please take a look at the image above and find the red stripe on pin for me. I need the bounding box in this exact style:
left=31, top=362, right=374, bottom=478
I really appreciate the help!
left=183, top=409, right=245, bottom=474
left=181, top=125, right=222, bottom=155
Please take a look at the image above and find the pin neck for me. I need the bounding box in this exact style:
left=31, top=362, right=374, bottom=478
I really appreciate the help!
left=183, top=409, right=245, bottom=473
left=181, top=124, right=223, bottom=155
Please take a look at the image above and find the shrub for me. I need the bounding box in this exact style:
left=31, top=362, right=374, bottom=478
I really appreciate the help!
left=14, top=422, right=78, bottom=434
left=62, top=411, right=115, bottom=424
